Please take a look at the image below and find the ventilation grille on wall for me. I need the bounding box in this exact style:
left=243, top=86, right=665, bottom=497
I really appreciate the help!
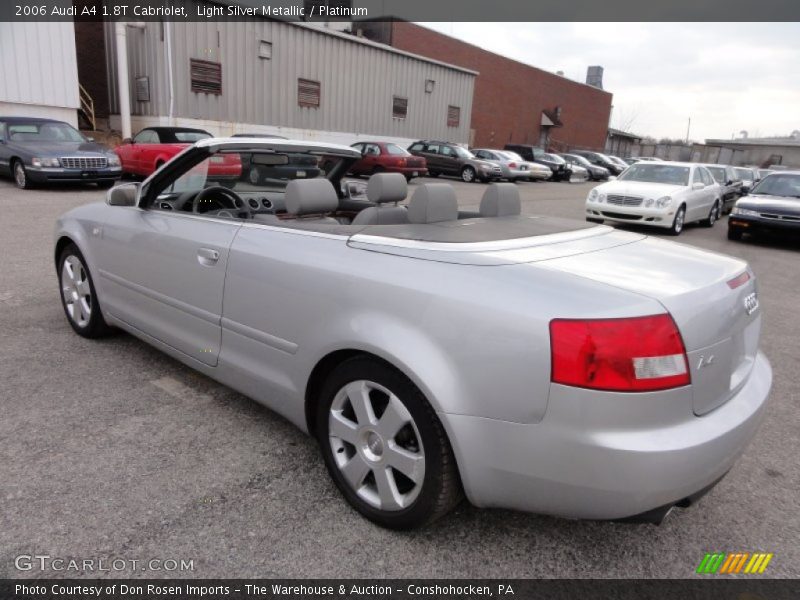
left=190, top=59, right=222, bottom=94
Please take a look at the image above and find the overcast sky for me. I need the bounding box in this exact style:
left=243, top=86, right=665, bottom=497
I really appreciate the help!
left=419, top=22, right=800, bottom=142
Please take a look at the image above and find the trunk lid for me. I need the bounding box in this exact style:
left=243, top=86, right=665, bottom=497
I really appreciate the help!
left=538, top=236, right=760, bottom=415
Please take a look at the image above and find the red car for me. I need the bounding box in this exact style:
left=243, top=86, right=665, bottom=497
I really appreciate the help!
left=349, top=141, right=427, bottom=181
left=115, top=127, right=241, bottom=180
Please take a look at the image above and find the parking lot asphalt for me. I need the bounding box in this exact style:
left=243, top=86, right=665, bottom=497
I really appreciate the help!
left=0, top=176, right=797, bottom=579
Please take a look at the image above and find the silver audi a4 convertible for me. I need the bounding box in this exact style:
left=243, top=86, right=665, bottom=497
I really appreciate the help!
left=54, top=138, right=772, bottom=529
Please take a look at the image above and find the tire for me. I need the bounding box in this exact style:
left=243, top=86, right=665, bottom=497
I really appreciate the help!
left=97, top=181, right=115, bottom=190
left=404, top=174, right=413, bottom=182
left=13, top=159, right=31, bottom=189
left=57, top=243, right=115, bottom=338
left=428, top=171, right=439, bottom=178
left=371, top=166, right=385, bottom=175
left=586, top=217, right=604, bottom=224
left=461, top=166, right=476, bottom=183
left=317, top=356, right=462, bottom=530
left=727, top=227, right=744, bottom=241
left=668, top=205, right=686, bottom=236
left=701, top=201, right=720, bottom=227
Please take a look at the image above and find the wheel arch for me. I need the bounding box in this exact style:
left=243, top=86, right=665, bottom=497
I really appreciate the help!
left=54, top=235, right=77, bottom=270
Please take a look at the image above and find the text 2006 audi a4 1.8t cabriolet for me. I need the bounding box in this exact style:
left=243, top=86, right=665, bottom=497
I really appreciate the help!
left=54, top=138, right=771, bottom=529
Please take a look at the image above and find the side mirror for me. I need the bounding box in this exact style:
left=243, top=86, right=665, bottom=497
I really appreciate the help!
left=107, top=182, right=139, bottom=207
left=692, top=182, right=705, bottom=190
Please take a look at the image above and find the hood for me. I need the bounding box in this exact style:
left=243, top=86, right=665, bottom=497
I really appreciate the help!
left=9, top=140, right=113, bottom=156
left=596, top=179, right=687, bottom=197
left=738, top=194, right=800, bottom=215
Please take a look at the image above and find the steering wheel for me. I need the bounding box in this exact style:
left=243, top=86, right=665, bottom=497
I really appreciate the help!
left=192, top=186, right=246, bottom=216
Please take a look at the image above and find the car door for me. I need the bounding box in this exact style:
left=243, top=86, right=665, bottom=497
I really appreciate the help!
left=350, top=143, right=365, bottom=174
left=686, top=167, right=711, bottom=220
left=422, top=144, right=442, bottom=173
left=439, top=145, right=459, bottom=175
left=94, top=156, right=241, bottom=366
left=362, top=143, right=381, bottom=173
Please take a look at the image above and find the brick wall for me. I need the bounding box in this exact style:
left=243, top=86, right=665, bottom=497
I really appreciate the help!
left=387, top=22, right=612, bottom=151
left=74, top=21, right=109, bottom=120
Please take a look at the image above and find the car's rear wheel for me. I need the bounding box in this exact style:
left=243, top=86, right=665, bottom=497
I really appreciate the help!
left=702, top=201, right=720, bottom=227
left=461, top=166, right=476, bottom=183
left=727, top=227, right=744, bottom=241
left=97, top=181, right=115, bottom=190
left=668, top=205, right=686, bottom=235
left=58, top=244, right=114, bottom=338
left=13, top=160, right=31, bottom=189
left=428, top=171, right=439, bottom=178
left=317, top=356, right=462, bottom=529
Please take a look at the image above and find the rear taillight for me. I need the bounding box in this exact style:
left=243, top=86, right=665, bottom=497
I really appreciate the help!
left=727, top=271, right=751, bottom=289
left=550, top=314, right=690, bottom=392
left=509, top=162, right=517, bottom=168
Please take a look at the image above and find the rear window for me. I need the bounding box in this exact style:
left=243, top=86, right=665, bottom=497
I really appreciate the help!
left=174, top=131, right=212, bottom=143
left=385, top=143, right=410, bottom=156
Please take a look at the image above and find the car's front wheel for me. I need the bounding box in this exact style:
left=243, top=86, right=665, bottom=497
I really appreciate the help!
left=668, top=205, right=686, bottom=235
left=728, top=227, right=744, bottom=241
left=317, top=356, right=462, bottom=529
left=461, top=166, right=476, bottom=183
left=13, top=160, right=31, bottom=189
left=58, top=243, right=114, bottom=338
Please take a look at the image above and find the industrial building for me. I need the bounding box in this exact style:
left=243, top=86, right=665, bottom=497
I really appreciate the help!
left=101, top=13, right=477, bottom=146
left=0, top=22, right=82, bottom=128
left=357, top=21, right=613, bottom=151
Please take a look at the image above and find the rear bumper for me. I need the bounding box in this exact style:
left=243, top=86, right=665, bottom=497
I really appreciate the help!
left=441, top=351, right=771, bottom=521
left=27, top=166, right=121, bottom=183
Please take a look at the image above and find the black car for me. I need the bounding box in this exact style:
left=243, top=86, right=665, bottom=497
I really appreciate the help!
left=0, top=117, right=121, bottom=189
left=504, top=144, right=570, bottom=181
left=560, top=153, right=610, bottom=181
left=728, top=171, right=800, bottom=241
left=569, top=150, right=625, bottom=176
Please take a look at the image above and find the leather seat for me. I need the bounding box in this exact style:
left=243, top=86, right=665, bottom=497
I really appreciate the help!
left=352, top=173, right=409, bottom=225
left=407, top=183, right=459, bottom=223
left=282, top=178, right=339, bottom=223
left=479, top=183, right=521, bottom=217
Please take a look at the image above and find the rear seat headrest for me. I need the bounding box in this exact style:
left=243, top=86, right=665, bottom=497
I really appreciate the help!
left=285, top=179, right=339, bottom=215
left=407, top=183, right=459, bottom=224
left=480, top=183, right=521, bottom=217
left=367, top=172, right=407, bottom=204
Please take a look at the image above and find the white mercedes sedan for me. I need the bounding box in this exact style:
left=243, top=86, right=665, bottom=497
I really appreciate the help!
left=585, top=161, right=722, bottom=235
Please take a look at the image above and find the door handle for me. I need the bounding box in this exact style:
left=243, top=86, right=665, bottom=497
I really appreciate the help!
left=197, top=247, right=220, bottom=266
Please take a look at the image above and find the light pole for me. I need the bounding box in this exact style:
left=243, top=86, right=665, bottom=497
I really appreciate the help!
left=685, top=117, right=691, bottom=143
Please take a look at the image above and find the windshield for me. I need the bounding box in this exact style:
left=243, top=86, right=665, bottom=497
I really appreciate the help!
left=734, top=168, right=753, bottom=180
left=567, top=154, right=591, bottom=167
left=705, top=166, right=726, bottom=183
left=7, top=121, right=85, bottom=143
left=162, top=150, right=350, bottom=196
left=385, top=143, right=410, bottom=156
left=750, top=174, right=800, bottom=198
left=618, top=163, right=690, bottom=185
left=453, top=146, right=474, bottom=159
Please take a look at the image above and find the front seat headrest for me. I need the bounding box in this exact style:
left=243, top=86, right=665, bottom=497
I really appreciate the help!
left=367, top=172, right=407, bottom=204
left=285, top=179, right=339, bottom=215
left=407, top=184, right=458, bottom=224
left=480, top=183, right=521, bottom=217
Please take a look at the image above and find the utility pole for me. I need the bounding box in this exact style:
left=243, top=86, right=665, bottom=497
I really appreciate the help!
left=685, top=117, right=691, bottom=144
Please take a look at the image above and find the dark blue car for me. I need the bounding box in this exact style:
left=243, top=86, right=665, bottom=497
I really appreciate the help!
left=0, top=117, right=121, bottom=189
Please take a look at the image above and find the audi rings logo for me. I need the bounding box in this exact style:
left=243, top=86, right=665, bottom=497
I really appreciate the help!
left=744, top=292, right=759, bottom=315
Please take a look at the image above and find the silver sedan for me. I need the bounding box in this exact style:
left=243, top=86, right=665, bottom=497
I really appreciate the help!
left=54, top=138, right=771, bottom=529
left=473, top=148, right=551, bottom=181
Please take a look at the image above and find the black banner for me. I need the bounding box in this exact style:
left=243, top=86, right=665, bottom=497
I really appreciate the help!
left=2, top=579, right=800, bottom=600
left=2, top=0, right=800, bottom=22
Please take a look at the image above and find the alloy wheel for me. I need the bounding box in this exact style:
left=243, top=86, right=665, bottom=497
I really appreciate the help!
left=61, top=255, right=92, bottom=328
left=461, top=167, right=475, bottom=183
left=14, top=162, right=26, bottom=188
left=328, top=380, right=425, bottom=511
left=674, top=208, right=685, bottom=233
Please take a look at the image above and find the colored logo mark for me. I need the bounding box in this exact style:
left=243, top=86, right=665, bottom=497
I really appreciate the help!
left=696, top=552, right=773, bottom=574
